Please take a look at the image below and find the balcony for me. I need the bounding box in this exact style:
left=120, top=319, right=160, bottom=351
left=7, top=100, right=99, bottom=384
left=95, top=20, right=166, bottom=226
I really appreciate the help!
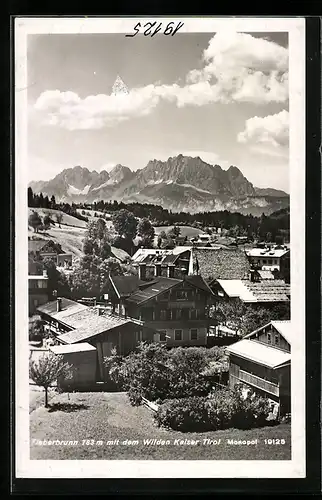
left=239, top=369, right=279, bottom=397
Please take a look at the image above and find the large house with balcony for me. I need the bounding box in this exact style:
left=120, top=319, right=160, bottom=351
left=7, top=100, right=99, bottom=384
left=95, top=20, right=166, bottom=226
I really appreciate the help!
left=107, top=262, right=214, bottom=347
left=226, top=320, right=291, bottom=416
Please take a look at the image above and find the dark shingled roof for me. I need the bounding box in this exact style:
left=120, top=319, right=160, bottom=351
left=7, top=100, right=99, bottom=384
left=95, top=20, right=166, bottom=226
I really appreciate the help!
left=126, top=277, right=181, bottom=305
left=110, top=275, right=146, bottom=298
left=193, top=247, right=250, bottom=281
left=242, top=279, right=290, bottom=303
left=28, top=240, right=49, bottom=253
left=184, top=275, right=214, bottom=295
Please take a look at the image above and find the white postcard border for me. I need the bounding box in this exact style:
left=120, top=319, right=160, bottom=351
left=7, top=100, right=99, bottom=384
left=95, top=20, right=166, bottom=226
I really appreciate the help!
left=15, top=16, right=306, bottom=479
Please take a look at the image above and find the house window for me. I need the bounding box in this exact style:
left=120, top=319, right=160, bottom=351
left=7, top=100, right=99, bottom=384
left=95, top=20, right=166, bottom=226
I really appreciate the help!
left=176, top=290, right=189, bottom=300
left=190, top=329, right=198, bottom=340
left=262, top=259, right=267, bottom=264
left=275, top=335, right=280, bottom=345
left=159, top=330, right=166, bottom=342
left=176, top=309, right=182, bottom=320
left=160, top=310, right=167, bottom=320
left=190, top=310, right=197, bottom=319
left=175, top=329, right=182, bottom=341
left=33, top=299, right=38, bottom=307
left=267, top=333, right=271, bottom=343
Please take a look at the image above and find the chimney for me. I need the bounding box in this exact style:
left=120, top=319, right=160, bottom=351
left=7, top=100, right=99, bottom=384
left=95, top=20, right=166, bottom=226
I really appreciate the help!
left=56, top=298, right=62, bottom=312
left=167, top=264, right=175, bottom=278
left=138, top=263, right=146, bottom=281
left=154, top=263, right=162, bottom=277
left=249, top=268, right=256, bottom=282
left=43, top=269, right=48, bottom=278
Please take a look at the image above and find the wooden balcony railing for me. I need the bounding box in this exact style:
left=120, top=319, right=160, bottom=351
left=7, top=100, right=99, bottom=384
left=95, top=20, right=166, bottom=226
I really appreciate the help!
left=239, top=369, right=279, bottom=397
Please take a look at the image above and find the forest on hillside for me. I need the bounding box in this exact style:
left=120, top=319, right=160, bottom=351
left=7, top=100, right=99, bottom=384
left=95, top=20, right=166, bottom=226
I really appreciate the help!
left=28, top=187, right=290, bottom=243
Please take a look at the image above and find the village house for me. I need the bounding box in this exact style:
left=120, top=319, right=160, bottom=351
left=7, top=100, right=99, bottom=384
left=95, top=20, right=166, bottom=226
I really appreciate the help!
left=36, top=297, right=155, bottom=389
left=132, top=247, right=192, bottom=279
left=28, top=270, right=49, bottom=316
left=28, top=255, right=49, bottom=315
left=245, top=245, right=290, bottom=283
left=225, top=320, right=291, bottom=417
left=28, top=239, right=73, bottom=269
left=107, top=263, right=214, bottom=347
left=212, top=269, right=290, bottom=308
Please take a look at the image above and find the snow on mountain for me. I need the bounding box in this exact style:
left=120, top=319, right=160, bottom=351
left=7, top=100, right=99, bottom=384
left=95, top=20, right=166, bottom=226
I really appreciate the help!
left=67, top=184, right=91, bottom=196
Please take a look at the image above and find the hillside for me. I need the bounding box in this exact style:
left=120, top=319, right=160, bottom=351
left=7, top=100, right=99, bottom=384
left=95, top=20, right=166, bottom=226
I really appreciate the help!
left=28, top=207, right=87, bottom=228
left=28, top=226, right=86, bottom=258
left=29, top=156, right=289, bottom=216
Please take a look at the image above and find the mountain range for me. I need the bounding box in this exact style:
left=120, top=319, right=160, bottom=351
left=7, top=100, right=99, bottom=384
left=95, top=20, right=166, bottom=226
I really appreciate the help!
left=29, top=155, right=289, bottom=216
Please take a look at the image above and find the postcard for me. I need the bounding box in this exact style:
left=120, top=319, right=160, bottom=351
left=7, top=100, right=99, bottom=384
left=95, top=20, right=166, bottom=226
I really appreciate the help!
left=15, top=16, right=305, bottom=479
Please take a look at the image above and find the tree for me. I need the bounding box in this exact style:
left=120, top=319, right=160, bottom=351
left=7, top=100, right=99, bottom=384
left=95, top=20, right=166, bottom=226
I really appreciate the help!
left=112, top=209, right=138, bottom=240
left=210, top=299, right=246, bottom=335
left=50, top=195, right=56, bottom=209
left=28, top=187, right=34, bottom=207
left=29, top=315, right=44, bottom=342
left=167, top=225, right=181, bottom=239
left=29, top=352, right=72, bottom=408
left=28, top=211, right=42, bottom=233
left=43, top=214, right=51, bottom=230
left=137, top=218, right=155, bottom=248
left=43, top=258, right=71, bottom=299
left=55, top=212, right=63, bottom=228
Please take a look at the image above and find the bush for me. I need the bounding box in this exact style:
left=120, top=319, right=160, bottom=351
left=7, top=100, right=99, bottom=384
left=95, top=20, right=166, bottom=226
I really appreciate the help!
left=154, top=397, right=211, bottom=432
left=154, top=386, right=272, bottom=432
left=104, top=343, right=229, bottom=405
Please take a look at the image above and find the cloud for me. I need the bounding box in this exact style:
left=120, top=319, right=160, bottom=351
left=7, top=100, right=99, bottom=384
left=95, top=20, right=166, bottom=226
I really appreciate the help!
left=237, top=110, right=289, bottom=155
left=33, top=32, right=289, bottom=130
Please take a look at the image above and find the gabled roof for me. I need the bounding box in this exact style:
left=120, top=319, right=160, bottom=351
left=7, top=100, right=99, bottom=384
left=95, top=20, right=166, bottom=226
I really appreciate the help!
left=257, top=270, right=275, bottom=280
left=243, top=320, right=291, bottom=346
left=110, top=246, right=131, bottom=263
left=246, top=247, right=290, bottom=258
left=50, top=343, right=96, bottom=354
left=192, top=247, right=250, bottom=281
left=271, top=320, right=292, bottom=344
left=226, top=339, right=291, bottom=369
left=126, top=277, right=182, bottom=305
left=109, top=275, right=145, bottom=299
left=184, top=275, right=214, bottom=295
left=57, top=313, right=133, bottom=344
left=37, top=298, right=88, bottom=322
left=28, top=240, right=50, bottom=253
left=216, top=278, right=290, bottom=303
left=132, top=247, right=192, bottom=264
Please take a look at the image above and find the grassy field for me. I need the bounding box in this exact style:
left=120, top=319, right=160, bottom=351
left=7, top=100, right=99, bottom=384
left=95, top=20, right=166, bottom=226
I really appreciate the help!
left=30, top=392, right=291, bottom=460
left=154, top=225, right=205, bottom=238
left=29, top=225, right=86, bottom=258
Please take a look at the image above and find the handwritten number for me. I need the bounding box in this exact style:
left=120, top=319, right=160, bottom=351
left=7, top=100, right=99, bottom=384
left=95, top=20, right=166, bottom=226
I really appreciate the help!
left=151, top=23, right=162, bottom=37
left=125, top=21, right=184, bottom=38
left=125, top=22, right=141, bottom=37
left=171, top=22, right=184, bottom=36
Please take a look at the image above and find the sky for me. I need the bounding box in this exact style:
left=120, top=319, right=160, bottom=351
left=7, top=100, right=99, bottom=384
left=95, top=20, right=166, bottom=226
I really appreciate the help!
left=27, top=31, right=289, bottom=192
